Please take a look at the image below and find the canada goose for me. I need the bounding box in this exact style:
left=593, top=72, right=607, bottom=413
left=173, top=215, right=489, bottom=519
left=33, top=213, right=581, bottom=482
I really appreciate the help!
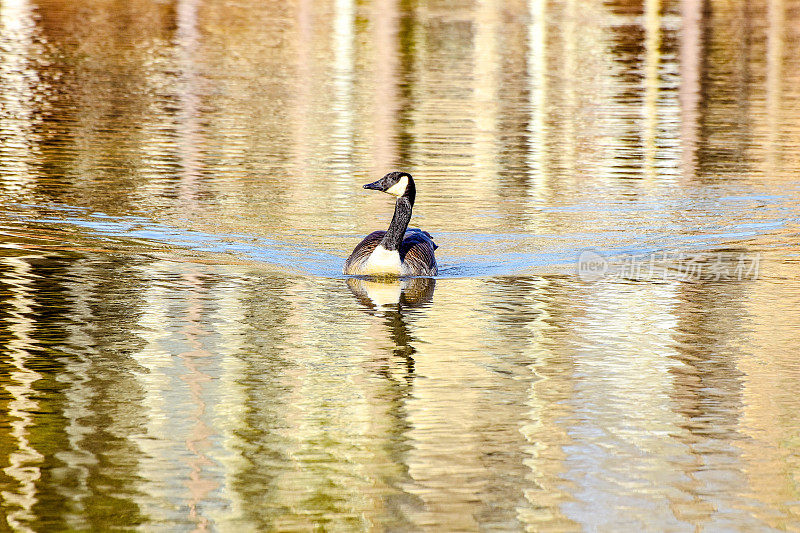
left=343, top=171, right=438, bottom=277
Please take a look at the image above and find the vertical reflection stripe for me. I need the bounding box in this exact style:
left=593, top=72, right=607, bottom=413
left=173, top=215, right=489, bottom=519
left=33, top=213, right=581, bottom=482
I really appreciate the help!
left=0, top=256, right=44, bottom=533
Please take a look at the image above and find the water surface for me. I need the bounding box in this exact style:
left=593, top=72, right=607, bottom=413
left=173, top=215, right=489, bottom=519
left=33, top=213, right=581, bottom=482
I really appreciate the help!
left=2, top=0, right=800, bottom=530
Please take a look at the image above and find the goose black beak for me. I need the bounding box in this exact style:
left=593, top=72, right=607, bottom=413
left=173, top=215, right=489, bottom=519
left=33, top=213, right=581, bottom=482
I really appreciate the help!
left=363, top=179, right=383, bottom=191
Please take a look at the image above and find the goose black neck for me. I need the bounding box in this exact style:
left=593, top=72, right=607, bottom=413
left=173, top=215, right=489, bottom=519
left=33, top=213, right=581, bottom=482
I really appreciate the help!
left=380, top=196, right=413, bottom=251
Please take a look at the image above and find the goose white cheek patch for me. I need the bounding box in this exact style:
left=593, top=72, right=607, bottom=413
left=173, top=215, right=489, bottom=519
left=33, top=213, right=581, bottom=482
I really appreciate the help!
left=385, top=175, right=408, bottom=197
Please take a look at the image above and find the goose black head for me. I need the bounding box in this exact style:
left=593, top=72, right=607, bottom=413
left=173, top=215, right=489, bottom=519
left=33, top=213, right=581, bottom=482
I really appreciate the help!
left=363, top=171, right=415, bottom=202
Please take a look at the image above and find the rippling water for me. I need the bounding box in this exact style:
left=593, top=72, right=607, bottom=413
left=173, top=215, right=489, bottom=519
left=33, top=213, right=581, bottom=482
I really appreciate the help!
left=2, top=0, right=800, bottom=530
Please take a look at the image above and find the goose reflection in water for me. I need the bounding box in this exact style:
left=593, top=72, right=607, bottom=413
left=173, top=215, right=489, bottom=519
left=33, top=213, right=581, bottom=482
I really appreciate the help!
left=346, top=277, right=435, bottom=365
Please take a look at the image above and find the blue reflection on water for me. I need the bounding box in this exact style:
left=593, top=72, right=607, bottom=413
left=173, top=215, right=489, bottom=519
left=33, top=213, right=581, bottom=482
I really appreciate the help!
left=3, top=199, right=793, bottom=280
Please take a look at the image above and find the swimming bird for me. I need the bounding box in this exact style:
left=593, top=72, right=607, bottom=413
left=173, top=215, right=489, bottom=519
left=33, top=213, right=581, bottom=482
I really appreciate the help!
left=343, top=171, right=438, bottom=277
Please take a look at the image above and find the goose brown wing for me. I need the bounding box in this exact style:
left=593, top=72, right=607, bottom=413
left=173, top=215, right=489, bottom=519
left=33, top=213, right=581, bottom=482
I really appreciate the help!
left=343, top=231, right=386, bottom=274
left=399, top=229, right=438, bottom=276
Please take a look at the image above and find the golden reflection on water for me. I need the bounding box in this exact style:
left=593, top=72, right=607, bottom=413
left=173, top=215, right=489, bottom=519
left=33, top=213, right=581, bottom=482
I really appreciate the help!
left=1, top=250, right=800, bottom=529
left=0, top=256, right=43, bottom=533
left=1, top=0, right=800, bottom=530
